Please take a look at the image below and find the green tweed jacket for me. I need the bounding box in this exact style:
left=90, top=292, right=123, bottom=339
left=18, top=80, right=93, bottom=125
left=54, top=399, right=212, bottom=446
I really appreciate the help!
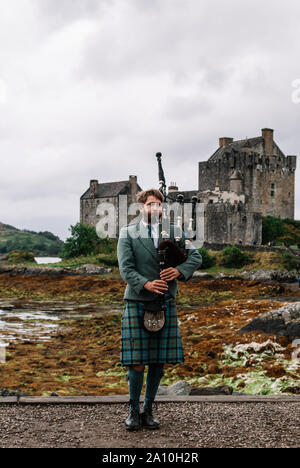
left=117, top=220, right=202, bottom=302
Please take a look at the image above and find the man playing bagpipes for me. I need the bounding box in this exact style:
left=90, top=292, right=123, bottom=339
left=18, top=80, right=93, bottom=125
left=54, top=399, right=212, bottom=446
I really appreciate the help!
left=117, top=188, right=202, bottom=431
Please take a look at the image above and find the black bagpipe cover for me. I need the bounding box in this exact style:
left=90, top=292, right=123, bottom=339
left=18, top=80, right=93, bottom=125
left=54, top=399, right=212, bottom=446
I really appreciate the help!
left=158, top=240, right=187, bottom=269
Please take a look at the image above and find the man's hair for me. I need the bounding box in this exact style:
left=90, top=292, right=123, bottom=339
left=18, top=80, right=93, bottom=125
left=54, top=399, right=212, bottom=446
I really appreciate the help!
left=136, top=189, right=164, bottom=204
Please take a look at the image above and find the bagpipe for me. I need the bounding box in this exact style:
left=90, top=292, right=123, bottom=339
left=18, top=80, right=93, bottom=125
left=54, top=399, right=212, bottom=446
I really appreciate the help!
left=156, top=152, right=198, bottom=270
left=142, top=153, right=198, bottom=334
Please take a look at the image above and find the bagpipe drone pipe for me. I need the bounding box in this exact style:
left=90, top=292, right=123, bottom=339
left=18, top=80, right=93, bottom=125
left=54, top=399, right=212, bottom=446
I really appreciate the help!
left=155, top=152, right=198, bottom=271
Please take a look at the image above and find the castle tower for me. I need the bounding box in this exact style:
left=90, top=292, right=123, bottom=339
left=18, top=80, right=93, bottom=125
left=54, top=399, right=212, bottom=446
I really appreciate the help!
left=198, top=128, right=297, bottom=219
left=230, top=170, right=243, bottom=195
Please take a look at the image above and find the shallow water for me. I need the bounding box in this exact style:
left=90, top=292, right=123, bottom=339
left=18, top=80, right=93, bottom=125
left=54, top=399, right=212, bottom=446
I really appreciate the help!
left=34, top=257, right=62, bottom=264
left=0, top=290, right=296, bottom=345
left=0, top=308, right=61, bottom=343
left=0, top=301, right=122, bottom=344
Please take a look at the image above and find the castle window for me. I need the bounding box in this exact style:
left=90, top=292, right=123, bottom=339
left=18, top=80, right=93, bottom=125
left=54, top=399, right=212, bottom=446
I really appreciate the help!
left=271, top=183, right=275, bottom=189
left=265, top=158, right=269, bottom=166
left=209, top=200, right=214, bottom=204
left=271, top=191, right=275, bottom=197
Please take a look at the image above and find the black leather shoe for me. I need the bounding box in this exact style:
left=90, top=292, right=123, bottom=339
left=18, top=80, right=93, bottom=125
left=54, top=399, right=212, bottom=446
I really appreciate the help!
left=125, top=409, right=140, bottom=431
left=140, top=409, right=160, bottom=430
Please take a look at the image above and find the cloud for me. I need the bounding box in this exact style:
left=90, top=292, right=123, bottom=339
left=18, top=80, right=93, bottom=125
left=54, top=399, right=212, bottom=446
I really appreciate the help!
left=0, top=0, right=300, bottom=240
left=36, top=0, right=103, bottom=29
left=0, top=79, right=7, bottom=104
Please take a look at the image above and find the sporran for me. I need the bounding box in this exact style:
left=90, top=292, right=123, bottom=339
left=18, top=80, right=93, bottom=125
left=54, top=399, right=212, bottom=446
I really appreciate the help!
left=141, top=298, right=166, bottom=333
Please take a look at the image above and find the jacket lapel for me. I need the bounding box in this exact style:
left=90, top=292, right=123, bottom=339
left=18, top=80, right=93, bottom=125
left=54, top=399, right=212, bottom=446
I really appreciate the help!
left=137, top=220, right=158, bottom=261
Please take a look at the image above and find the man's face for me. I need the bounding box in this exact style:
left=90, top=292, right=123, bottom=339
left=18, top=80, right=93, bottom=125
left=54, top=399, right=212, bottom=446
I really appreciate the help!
left=142, top=195, right=162, bottom=224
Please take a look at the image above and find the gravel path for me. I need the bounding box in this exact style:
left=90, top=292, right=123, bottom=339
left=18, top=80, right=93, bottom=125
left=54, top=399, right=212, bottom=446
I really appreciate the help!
left=0, top=402, right=299, bottom=448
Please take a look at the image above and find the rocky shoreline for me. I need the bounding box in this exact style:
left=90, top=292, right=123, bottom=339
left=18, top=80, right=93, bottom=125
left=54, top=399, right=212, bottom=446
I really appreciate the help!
left=0, top=263, right=113, bottom=276
left=194, top=268, right=300, bottom=282
left=0, top=261, right=299, bottom=282
left=240, top=302, right=300, bottom=337
left=0, top=266, right=299, bottom=397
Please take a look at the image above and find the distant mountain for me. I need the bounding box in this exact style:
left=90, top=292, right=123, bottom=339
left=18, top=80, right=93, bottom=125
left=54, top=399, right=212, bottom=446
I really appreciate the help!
left=0, top=222, right=20, bottom=232
left=0, top=222, right=64, bottom=256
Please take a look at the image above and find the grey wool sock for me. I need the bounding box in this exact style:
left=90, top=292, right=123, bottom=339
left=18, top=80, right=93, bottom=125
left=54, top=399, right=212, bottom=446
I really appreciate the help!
left=126, top=366, right=145, bottom=412
left=143, top=363, right=164, bottom=411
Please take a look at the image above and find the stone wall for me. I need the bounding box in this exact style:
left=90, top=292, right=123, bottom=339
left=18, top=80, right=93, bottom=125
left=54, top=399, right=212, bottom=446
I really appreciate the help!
left=80, top=196, right=119, bottom=234
left=80, top=193, right=139, bottom=236
left=204, top=203, right=262, bottom=245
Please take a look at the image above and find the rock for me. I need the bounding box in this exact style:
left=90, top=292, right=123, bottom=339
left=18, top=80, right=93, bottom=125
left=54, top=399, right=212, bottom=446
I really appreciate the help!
left=75, top=264, right=112, bottom=275
left=233, top=339, right=285, bottom=355
left=240, top=269, right=298, bottom=282
left=156, top=385, right=168, bottom=395
left=156, top=380, right=191, bottom=396
left=190, top=385, right=233, bottom=396
left=216, top=272, right=244, bottom=280
left=192, top=271, right=214, bottom=279
left=50, top=392, right=60, bottom=397
left=240, top=302, right=300, bottom=337
left=0, top=264, right=70, bottom=276
left=197, top=268, right=299, bottom=282
left=282, top=386, right=300, bottom=395
left=0, top=263, right=112, bottom=277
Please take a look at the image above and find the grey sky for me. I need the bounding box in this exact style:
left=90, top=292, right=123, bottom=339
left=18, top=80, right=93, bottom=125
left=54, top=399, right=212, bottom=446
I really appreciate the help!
left=0, top=0, right=299, bottom=240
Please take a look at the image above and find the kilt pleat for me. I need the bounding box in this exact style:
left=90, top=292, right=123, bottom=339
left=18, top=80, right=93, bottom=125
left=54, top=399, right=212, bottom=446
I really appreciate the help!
left=120, top=298, right=184, bottom=366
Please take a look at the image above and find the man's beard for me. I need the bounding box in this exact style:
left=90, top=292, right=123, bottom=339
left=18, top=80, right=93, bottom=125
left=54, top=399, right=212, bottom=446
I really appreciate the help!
left=144, top=211, right=161, bottom=224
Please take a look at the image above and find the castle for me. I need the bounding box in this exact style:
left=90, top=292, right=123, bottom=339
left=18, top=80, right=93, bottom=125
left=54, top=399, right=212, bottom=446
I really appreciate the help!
left=80, top=128, right=297, bottom=245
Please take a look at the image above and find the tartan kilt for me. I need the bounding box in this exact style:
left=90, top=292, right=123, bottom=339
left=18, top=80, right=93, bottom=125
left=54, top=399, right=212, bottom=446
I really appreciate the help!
left=120, top=298, right=184, bottom=366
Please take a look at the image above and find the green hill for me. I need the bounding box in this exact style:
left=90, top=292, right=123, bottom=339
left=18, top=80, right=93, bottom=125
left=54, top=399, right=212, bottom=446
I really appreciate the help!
left=0, top=222, right=63, bottom=256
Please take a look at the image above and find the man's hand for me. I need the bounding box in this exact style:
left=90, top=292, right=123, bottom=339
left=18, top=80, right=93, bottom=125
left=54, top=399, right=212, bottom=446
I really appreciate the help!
left=160, top=267, right=181, bottom=282
left=144, top=279, right=168, bottom=295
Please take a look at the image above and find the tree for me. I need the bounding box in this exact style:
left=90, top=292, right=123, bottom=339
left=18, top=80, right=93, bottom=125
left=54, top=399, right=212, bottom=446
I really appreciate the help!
left=278, top=224, right=300, bottom=247
left=220, top=246, right=252, bottom=268
left=262, top=217, right=284, bottom=244
left=61, top=223, right=100, bottom=259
